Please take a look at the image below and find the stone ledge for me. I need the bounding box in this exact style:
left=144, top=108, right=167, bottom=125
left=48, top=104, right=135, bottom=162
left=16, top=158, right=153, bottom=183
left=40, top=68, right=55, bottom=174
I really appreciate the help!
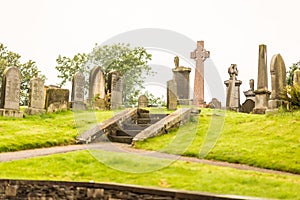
left=0, top=109, right=23, bottom=118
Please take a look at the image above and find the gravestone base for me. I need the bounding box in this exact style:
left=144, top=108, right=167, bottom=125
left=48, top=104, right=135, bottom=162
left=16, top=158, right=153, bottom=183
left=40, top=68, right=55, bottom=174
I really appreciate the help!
left=47, top=103, right=68, bottom=113
left=178, top=99, right=191, bottom=106
left=266, top=99, right=289, bottom=113
left=0, top=109, right=23, bottom=118
left=25, top=108, right=46, bottom=115
left=253, top=90, right=270, bottom=114
left=71, top=101, right=87, bottom=111
left=193, top=100, right=206, bottom=108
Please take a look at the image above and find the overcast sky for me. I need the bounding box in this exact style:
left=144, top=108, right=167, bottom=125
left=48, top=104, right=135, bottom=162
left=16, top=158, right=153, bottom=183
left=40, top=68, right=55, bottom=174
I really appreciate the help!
left=1, top=0, right=299, bottom=103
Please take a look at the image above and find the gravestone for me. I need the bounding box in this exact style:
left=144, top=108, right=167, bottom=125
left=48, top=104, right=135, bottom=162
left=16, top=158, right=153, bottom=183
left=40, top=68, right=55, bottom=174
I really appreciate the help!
left=107, top=70, right=123, bottom=109
left=268, top=54, right=287, bottom=110
left=253, top=44, right=271, bottom=114
left=167, top=79, right=177, bottom=110
left=172, top=56, right=191, bottom=105
left=45, top=88, right=69, bottom=113
left=25, top=77, right=46, bottom=115
left=88, top=66, right=106, bottom=110
left=224, top=64, right=242, bottom=111
left=293, top=69, right=300, bottom=86
left=207, top=98, right=221, bottom=109
left=241, top=99, right=255, bottom=113
left=71, top=72, right=86, bottom=110
left=0, top=67, right=23, bottom=117
left=190, top=41, right=210, bottom=107
left=243, top=79, right=256, bottom=101
left=138, top=95, right=148, bottom=108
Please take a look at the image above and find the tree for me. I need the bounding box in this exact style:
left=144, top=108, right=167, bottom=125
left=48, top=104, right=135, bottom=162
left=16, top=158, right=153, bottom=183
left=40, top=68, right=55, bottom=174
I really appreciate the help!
left=286, top=61, right=300, bottom=85
left=55, top=43, right=153, bottom=105
left=0, top=43, right=45, bottom=105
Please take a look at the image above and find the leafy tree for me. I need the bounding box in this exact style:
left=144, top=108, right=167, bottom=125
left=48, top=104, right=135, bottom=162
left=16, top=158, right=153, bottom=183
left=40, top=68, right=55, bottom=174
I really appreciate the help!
left=0, top=43, right=45, bottom=105
left=286, top=61, right=300, bottom=85
left=55, top=43, right=153, bottom=105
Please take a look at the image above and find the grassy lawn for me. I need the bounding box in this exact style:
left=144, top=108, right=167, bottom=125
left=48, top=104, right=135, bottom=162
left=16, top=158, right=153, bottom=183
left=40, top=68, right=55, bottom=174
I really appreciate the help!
left=135, top=109, right=300, bottom=174
left=0, top=150, right=299, bottom=200
left=0, top=110, right=114, bottom=152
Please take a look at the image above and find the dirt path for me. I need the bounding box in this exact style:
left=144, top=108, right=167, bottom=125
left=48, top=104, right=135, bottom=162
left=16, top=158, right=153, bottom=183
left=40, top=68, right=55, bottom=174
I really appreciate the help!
left=0, top=142, right=299, bottom=178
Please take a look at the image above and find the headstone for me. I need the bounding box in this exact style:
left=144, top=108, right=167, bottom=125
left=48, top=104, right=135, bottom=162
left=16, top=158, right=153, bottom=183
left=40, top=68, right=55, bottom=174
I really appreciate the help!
left=71, top=72, right=86, bottom=110
left=224, top=64, right=242, bottom=111
left=25, top=77, right=46, bottom=115
left=107, top=70, right=123, bottom=109
left=243, top=79, right=256, bottom=101
left=138, top=95, right=148, bottom=108
left=206, top=98, right=221, bottom=109
left=268, top=54, right=287, bottom=110
left=190, top=41, right=210, bottom=107
left=45, top=88, right=69, bottom=113
left=241, top=99, right=255, bottom=113
left=0, top=67, right=23, bottom=117
left=167, top=79, right=177, bottom=110
left=88, top=66, right=106, bottom=109
left=172, top=56, right=191, bottom=105
left=253, top=44, right=271, bottom=114
left=293, top=69, right=300, bottom=87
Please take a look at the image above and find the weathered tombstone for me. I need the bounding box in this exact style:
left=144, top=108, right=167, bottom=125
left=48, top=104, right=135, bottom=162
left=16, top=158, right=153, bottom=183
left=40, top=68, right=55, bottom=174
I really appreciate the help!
left=25, top=77, right=46, bottom=115
left=107, top=70, right=123, bottom=109
left=45, top=88, right=69, bottom=113
left=207, top=98, right=221, bottom=109
left=190, top=41, right=210, bottom=107
left=71, top=72, right=86, bottom=110
left=88, top=66, right=106, bottom=109
left=293, top=69, right=300, bottom=87
left=172, top=56, right=191, bottom=105
left=253, top=44, right=271, bottom=114
left=138, top=95, right=148, bottom=108
left=241, top=79, right=256, bottom=113
left=0, top=67, right=23, bottom=117
left=268, top=54, right=287, bottom=110
left=243, top=79, right=256, bottom=101
left=224, top=64, right=242, bottom=111
left=241, top=99, right=255, bottom=113
left=167, top=79, right=177, bottom=110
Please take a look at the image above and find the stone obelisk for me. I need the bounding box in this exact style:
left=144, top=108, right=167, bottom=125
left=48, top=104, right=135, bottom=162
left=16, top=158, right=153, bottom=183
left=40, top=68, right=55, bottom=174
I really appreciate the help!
left=253, top=44, right=271, bottom=114
left=190, top=41, right=210, bottom=108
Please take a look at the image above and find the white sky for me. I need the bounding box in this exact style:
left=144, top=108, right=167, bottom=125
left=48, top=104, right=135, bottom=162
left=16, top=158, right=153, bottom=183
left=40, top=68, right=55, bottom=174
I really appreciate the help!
left=1, top=0, right=300, bottom=104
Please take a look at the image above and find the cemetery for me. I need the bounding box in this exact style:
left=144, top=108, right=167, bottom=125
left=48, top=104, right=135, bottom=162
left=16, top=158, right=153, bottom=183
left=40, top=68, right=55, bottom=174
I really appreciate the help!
left=0, top=39, right=299, bottom=200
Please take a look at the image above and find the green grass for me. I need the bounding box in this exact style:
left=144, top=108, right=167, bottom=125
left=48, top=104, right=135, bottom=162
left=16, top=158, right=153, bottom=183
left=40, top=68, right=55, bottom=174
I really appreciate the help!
left=135, top=109, right=300, bottom=174
left=0, top=110, right=114, bottom=152
left=0, top=150, right=299, bottom=200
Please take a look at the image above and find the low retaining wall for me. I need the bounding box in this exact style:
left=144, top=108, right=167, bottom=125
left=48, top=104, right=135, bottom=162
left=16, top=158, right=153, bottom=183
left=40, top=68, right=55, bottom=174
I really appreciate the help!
left=0, top=179, right=255, bottom=200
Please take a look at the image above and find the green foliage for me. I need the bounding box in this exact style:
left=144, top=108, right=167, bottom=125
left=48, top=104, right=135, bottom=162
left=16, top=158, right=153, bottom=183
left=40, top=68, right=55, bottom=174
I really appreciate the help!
left=282, top=85, right=300, bottom=109
left=55, top=43, right=153, bottom=105
left=0, top=43, right=45, bottom=105
left=286, top=61, right=300, bottom=85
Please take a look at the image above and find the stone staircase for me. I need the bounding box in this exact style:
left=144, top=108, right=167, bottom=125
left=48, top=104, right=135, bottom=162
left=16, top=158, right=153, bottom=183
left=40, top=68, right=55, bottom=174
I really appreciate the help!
left=108, top=109, right=167, bottom=144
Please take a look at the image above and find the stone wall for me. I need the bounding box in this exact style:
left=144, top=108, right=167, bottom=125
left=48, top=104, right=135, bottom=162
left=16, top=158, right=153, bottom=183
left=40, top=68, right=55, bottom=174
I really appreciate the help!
left=0, top=179, right=249, bottom=200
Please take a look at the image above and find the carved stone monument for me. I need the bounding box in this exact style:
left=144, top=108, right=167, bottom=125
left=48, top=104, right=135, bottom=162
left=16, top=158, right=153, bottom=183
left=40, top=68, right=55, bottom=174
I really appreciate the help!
left=241, top=79, right=255, bottom=113
left=253, top=44, right=271, bottom=114
left=172, top=56, right=191, bottom=105
left=268, top=54, right=287, bottom=110
left=25, top=77, right=46, bottom=115
left=167, top=79, right=177, bottom=110
left=138, top=95, right=148, bottom=108
left=71, top=72, right=86, bottom=110
left=108, top=70, right=123, bottom=109
left=88, top=66, right=106, bottom=109
left=224, top=64, right=242, bottom=111
left=190, top=41, right=210, bottom=107
left=45, top=88, right=69, bottom=113
left=0, top=67, right=23, bottom=117
left=293, top=69, right=300, bottom=86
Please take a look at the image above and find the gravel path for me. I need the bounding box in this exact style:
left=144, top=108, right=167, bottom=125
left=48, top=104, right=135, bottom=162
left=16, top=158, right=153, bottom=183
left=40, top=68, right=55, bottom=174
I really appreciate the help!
left=0, top=142, right=299, bottom=178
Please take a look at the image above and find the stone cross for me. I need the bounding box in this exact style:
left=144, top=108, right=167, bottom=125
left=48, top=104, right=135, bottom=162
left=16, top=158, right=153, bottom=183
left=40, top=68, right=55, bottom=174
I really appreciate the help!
left=190, top=41, right=210, bottom=107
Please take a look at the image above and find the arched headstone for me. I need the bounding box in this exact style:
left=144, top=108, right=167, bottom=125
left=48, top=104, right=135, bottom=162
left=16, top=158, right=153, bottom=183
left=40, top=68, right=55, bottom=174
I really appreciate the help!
left=88, top=66, right=106, bottom=109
